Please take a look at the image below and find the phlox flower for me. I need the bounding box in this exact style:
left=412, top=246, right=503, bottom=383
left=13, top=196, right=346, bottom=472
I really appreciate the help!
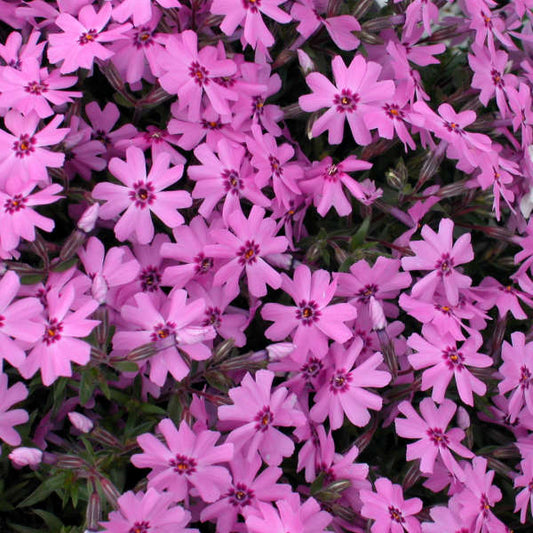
left=360, top=477, right=422, bottom=533
left=403, top=0, right=439, bottom=37
left=92, top=146, right=191, bottom=244
left=514, top=456, right=533, bottom=523
left=112, top=290, right=215, bottom=385
left=99, top=488, right=196, bottom=533
left=401, top=218, right=474, bottom=306
left=0, top=271, right=43, bottom=369
left=47, top=3, right=131, bottom=74
left=0, top=372, right=29, bottom=449
left=421, top=500, right=469, bottom=533
left=0, top=31, right=45, bottom=70
left=19, top=281, right=99, bottom=386
left=131, top=419, right=233, bottom=502
left=200, top=452, right=292, bottom=533
left=310, top=340, right=391, bottom=430
left=112, top=0, right=181, bottom=27
left=211, top=0, right=292, bottom=49
left=261, top=264, right=357, bottom=360
left=0, top=110, right=68, bottom=191
left=498, top=331, right=533, bottom=422
left=245, top=493, right=332, bottom=533
left=158, top=31, right=238, bottom=121
left=395, top=398, right=474, bottom=480
left=0, top=183, right=62, bottom=253
left=407, top=326, right=492, bottom=406
left=218, top=369, right=306, bottom=466
left=300, top=155, right=372, bottom=217
left=204, top=206, right=288, bottom=298
left=299, top=54, right=395, bottom=145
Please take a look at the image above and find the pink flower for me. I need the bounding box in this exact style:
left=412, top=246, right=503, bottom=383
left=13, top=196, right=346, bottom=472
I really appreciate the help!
left=211, top=0, right=292, bottom=49
left=47, top=3, right=131, bottom=74
left=131, top=419, right=233, bottom=502
left=310, top=341, right=391, bottom=429
left=19, top=282, right=99, bottom=386
left=401, top=218, right=474, bottom=306
left=218, top=369, right=306, bottom=466
left=0, top=110, right=68, bottom=191
left=261, top=265, right=357, bottom=360
left=99, top=488, right=196, bottom=533
left=299, top=54, right=395, bottom=145
left=0, top=372, right=29, bottom=449
left=205, top=206, right=288, bottom=298
left=8, top=447, right=43, bottom=467
left=112, top=0, right=182, bottom=27
left=395, top=398, right=474, bottom=480
left=407, top=326, right=492, bottom=406
left=68, top=411, right=94, bottom=433
left=514, top=456, right=533, bottom=523
left=360, top=477, right=422, bottom=533
left=92, top=146, right=191, bottom=244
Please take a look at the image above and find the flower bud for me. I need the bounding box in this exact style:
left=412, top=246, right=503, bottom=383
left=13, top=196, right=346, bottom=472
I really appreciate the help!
left=369, top=297, right=386, bottom=330
left=456, top=406, right=470, bottom=430
left=266, top=342, right=295, bottom=360
left=91, top=272, right=108, bottom=304
left=77, top=203, right=99, bottom=233
left=68, top=412, right=94, bottom=433
left=9, top=447, right=43, bottom=467
left=297, top=49, right=315, bottom=74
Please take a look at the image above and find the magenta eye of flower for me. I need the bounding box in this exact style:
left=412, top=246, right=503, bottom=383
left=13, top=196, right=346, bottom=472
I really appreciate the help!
left=490, top=69, right=504, bottom=87
left=129, top=521, right=150, bottom=533
left=443, top=347, right=464, bottom=370
left=43, top=319, right=63, bottom=345
left=4, top=194, right=27, bottom=214
left=194, top=253, right=214, bottom=274
left=437, top=304, right=452, bottom=314
left=301, top=357, right=323, bottom=379
left=243, top=0, right=261, bottom=13
left=222, top=169, right=242, bottom=195
left=140, top=266, right=161, bottom=292
left=384, top=103, right=403, bottom=119
left=296, top=300, right=321, bottom=325
left=25, top=81, right=48, bottom=95
left=388, top=506, right=405, bottom=523
left=333, top=89, right=359, bottom=113
left=436, top=253, right=454, bottom=275
left=238, top=240, right=260, bottom=265
left=519, top=366, right=532, bottom=389
left=13, top=134, right=36, bottom=157
left=130, top=181, right=156, bottom=208
left=189, top=61, right=209, bottom=85
left=203, top=307, right=221, bottom=328
left=228, top=483, right=254, bottom=507
left=135, top=28, right=153, bottom=47
left=201, top=119, right=222, bottom=130
left=255, top=406, right=273, bottom=431
left=252, top=96, right=265, bottom=115
left=169, top=454, right=197, bottom=475
left=0, top=315, right=4, bottom=328
left=480, top=494, right=491, bottom=514
left=78, top=29, right=98, bottom=45
left=93, top=129, right=111, bottom=145
left=150, top=322, right=176, bottom=343
left=330, top=370, right=351, bottom=393
left=427, top=427, right=450, bottom=448
left=357, top=283, right=378, bottom=303
left=269, top=155, right=283, bottom=176
left=444, top=121, right=465, bottom=135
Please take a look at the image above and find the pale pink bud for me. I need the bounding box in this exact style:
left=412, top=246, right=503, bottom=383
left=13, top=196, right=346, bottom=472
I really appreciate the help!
left=456, top=406, right=471, bottom=430
left=68, top=412, right=94, bottom=433
left=369, top=297, right=386, bottom=330
left=91, top=272, right=108, bottom=304
left=9, top=447, right=43, bottom=467
left=77, top=203, right=99, bottom=233
left=297, top=49, right=315, bottom=74
left=266, top=342, right=295, bottom=360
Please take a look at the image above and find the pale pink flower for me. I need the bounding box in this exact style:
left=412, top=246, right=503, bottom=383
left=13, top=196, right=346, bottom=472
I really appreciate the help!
left=0, top=372, right=28, bottom=450
left=9, top=447, right=42, bottom=467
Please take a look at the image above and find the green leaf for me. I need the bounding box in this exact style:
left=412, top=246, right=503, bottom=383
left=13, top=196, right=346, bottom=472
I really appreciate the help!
left=350, top=217, right=371, bottom=251
left=112, top=361, right=139, bottom=373
left=32, top=509, right=64, bottom=531
left=19, top=274, right=45, bottom=285
left=205, top=370, right=232, bottom=393
left=17, top=474, right=67, bottom=508
left=79, top=368, right=97, bottom=406
left=51, top=257, right=79, bottom=272
left=139, top=403, right=167, bottom=415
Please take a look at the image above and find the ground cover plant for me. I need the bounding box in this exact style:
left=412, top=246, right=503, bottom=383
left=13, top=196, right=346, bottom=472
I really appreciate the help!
left=0, top=0, right=532, bottom=531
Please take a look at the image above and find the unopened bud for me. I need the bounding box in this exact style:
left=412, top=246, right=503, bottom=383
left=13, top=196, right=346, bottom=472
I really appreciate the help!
left=91, top=272, right=108, bottom=304
left=9, top=447, right=43, bottom=467
left=56, top=454, right=87, bottom=469
left=86, top=491, right=101, bottom=531
left=266, top=342, right=295, bottom=360
left=68, top=412, right=94, bottom=433
left=60, top=230, right=87, bottom=261
left=456, top=406, right=470, bottom=430
left=99, top=477, right=120, bottom=508
left=126, top=343, right=157, bottom=361
left=212, top=338, right=235, bottom=363
left=369, top=297, right=386, bottom=330
left=297, top=49, right=315, bottom=74
left=77, top=203, right=99, bottom=233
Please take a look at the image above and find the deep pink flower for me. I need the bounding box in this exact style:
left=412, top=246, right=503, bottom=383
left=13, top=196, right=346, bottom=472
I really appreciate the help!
left=310, top=341, right=391, bottom=429
left=0, top=372, right=28, bottom=449
left=204, top=206, right=288, bottom=298
left=131, top=419, right=233, bottom=502
left=299, top=54, right=395, bottom=145
left=47, top=3, right=131, bottom=74
left=218, top=369, right=306, bottom=466
left=92, top=146, right=191, bottom=244
left=99, top=488, right=195, bottom=533
left=262, top=265, right=357, bottom=360
left=395, top=398, right=474, bottom=480
left=360, top=477, right=422, bottom=533
left=402, top=218, right=474, bottom=306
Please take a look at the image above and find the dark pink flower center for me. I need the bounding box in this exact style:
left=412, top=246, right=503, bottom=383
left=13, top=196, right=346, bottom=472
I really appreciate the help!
left=189, top=61, right=209, bottom=86
left=214, top=75, right=237, bottom=88
left=169, top=454, right=197, bottom=475
left=238, top=240, right=260, bottom=265
left=203, top=307, right=221, bottom=328
left=150, top=322, right=176, bottom=343
left=519, top=365, right=532, bottom=389
left=491, top=69, right=504, bottom=87
left=222, top=169, right=242, bottom=195
left=129, top=521, right=150, bottom=533
left=0, top=315, right=4, bottom=328
left=194, top=253, right=214, bottom=275
left=79, top=29, right=98, bottom=45
left=329, top=370, right=352, bottom=394
left=44, top=318, right=63, bottom=345
left=357, top=283, right=378, bottom=303
left=252, top=96, right=265, bottom=116
left=269, top=155, right=283, bottom=177
left=443, top=121, right=465, bottom=135
left=435, top=253, right=454, bottom=276
left=436, top=304, right=452, bottom=315
left=25, top=81, right=48, bottom=95
left=427, top=427, right=450, bottom=448
left=201, top=118, right=222, bottom=130
left=93, top=129, right=111, bottom=145
left=243, top=0, right=261, bottom=13
left=130, top=181, right=156, bottom=208
left=4, top=194, right=27, bottom=214
left=324, top=164, right=340, bottom=182
left=388, top=505, right=405, bottom=523
left=255, top=406, right=273, bottom=432
left=140, top=266, right=161, bottom=292
left=480, top=494, right=491, bottom=515
left=334, top=89, right=359, bottom=113
left=296, top=300, right=321, bottom=325
left=227, top=482, right=254, bottom=507
left=134, top=27, right=154, bottom=48
left=443, top=347, right=464, bottom=370
left=143, top=129, right=166, bottom=144
left=301, top=357, right=323, bottom=380
left=13, top=134, right=36, bottom=158
left=384, top=103, right=403, bottom=119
